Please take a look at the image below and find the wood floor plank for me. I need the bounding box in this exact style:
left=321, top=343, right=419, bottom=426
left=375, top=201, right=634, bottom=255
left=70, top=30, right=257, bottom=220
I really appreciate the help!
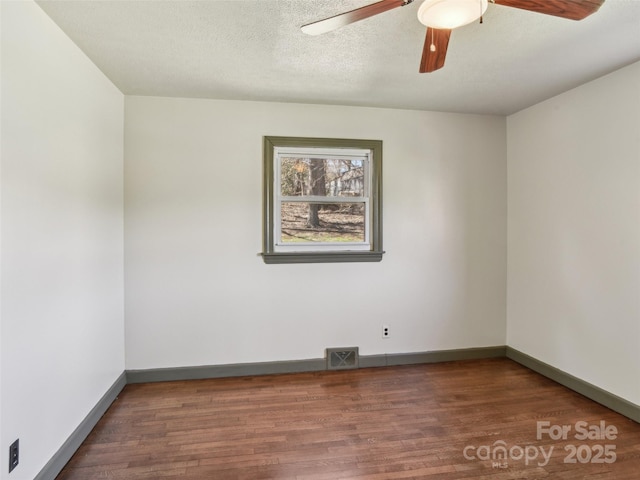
left=56, top=359, right=640, bottom=479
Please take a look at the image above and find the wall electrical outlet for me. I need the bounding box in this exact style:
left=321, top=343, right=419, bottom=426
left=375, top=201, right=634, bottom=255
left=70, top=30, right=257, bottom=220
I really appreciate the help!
left=9, top=439, right=19, bottom=473
left=382, top=325, right=390, bottom=338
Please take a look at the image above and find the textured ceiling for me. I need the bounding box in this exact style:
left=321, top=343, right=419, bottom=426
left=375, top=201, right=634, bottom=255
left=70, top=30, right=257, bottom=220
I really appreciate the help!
left=37, top=0, right=640, bottom=115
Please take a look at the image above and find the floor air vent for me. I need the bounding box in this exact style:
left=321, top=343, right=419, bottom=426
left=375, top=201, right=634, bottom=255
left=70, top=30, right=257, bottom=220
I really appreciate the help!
left=326, top=347, right=359, bottom=370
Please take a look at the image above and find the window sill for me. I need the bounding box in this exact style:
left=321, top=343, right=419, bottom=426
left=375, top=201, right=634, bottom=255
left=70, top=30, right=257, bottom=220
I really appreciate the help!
left=262, top=251, right=384, bottom=264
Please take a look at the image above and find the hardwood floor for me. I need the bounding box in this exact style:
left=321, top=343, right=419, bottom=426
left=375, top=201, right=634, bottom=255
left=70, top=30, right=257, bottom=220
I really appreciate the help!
left=56, top=359, right=640, bottom=479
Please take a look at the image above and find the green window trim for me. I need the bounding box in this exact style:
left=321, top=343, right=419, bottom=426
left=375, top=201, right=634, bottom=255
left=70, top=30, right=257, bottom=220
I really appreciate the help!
left=262, top=136, right=383, bottom=264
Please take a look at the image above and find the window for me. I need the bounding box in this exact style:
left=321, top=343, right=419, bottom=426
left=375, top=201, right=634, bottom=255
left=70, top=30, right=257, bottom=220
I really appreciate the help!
left=262, top=136, right=383, bottom=264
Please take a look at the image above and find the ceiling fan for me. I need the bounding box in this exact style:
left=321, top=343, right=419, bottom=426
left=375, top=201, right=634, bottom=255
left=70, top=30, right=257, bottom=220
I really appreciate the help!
left=301, top=0, right=605, bottom=73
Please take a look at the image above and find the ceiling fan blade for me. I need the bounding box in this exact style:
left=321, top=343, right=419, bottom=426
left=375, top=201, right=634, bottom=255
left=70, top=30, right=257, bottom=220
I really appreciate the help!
left=493, top=0, right=605, bottom=21
left=301, top=0, right=409, bottom=36
left=419, top=28, right=451, bottom=73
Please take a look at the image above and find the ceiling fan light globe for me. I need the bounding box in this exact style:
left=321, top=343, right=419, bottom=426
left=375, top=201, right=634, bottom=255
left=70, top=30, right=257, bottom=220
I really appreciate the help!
left=417, top=0, right=488, bottom=29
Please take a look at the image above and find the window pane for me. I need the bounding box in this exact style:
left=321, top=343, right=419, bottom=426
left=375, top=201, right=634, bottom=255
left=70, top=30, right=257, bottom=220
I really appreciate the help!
left=280, top=202, right=365, bottom=243
left=280, top=157, right=365, bottom=197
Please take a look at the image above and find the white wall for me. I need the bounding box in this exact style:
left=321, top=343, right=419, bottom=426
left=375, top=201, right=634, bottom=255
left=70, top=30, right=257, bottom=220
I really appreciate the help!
left=1, top=2, right=125, bottom=478
left=124, top=96, right=507, bottom=370
left=507, top=61, right=640, bottom=405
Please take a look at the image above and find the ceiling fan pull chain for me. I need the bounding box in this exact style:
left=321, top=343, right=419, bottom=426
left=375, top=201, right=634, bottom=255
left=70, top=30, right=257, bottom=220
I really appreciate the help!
left=480, top=0, right=484, bottom=23
left=430, top=27, right=436, bottom=52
